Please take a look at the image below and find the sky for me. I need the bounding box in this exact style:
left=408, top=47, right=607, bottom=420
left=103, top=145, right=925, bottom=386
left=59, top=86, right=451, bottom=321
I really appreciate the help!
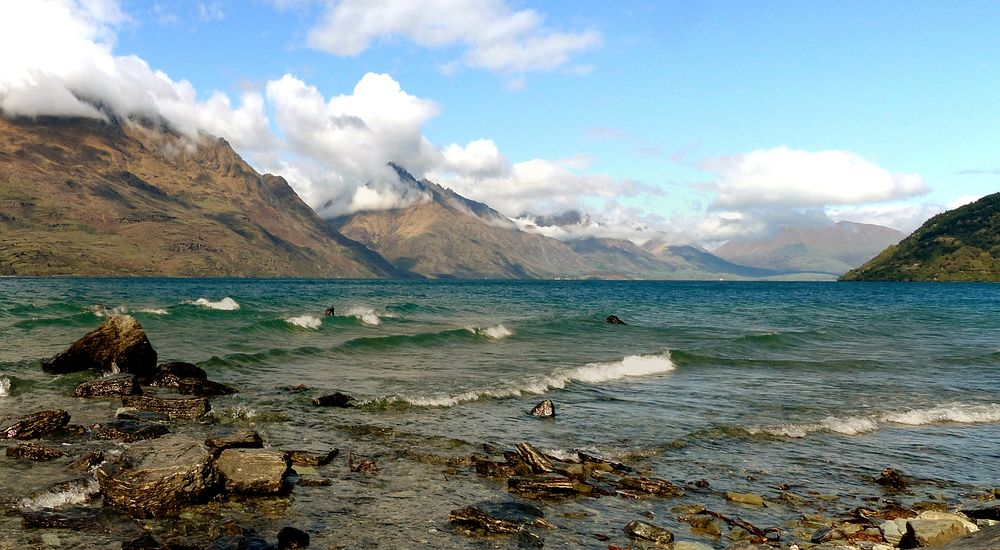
left=1, top=0, right=997, bottom=245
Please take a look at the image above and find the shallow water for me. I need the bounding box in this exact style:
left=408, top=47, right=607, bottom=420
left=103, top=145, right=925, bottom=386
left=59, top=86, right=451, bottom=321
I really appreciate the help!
left=1, top=278, right=998, bottom=547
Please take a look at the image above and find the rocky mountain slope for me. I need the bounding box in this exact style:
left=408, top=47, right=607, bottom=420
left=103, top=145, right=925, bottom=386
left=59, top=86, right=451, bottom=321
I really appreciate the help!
left=841, top=193, right=1000, bottom=282
left=713, top=221, right=904, bottom=275
left=0, top=115, right=409, bottom=277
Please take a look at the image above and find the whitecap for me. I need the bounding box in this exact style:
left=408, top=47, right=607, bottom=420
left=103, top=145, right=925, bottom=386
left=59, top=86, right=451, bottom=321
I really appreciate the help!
left=89, top=305, right=127, bottom=317
left=467, top=324, right=513, bottom=340
left=881, top=404, right=1000, bottom=426
left=748, top=416, right=880, bottom=438
left=192, top=297, right=240, bottom=311
left=345, top=306, right=381, bottom=326
left=137, top=308, right=169, bottom=315
left=20, top=479, right=100, bottom=511
left=285, top=315, right=322, bottom=330
left=0, top=376, right=10, bottom=397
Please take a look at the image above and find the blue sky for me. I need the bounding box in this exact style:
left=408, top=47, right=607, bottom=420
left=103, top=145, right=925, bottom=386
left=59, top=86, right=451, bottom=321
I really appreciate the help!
left=3, top=0, right=998, bottom=242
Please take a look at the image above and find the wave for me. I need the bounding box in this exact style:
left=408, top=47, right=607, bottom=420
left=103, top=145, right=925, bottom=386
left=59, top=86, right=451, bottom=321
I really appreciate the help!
left=743, top=403, right=1000, bottom=439
left=365, top=352, right=675, bottom=408
left=284, top=315, right=322, bottom=330
left=0, top=376, right=10, bottom=397
left=89, top=305, right=128, bottom=317
left=20, top=478, right=100, bottom=511
left=190, top=297, right=240, bottom=311
left=136, top=307, right=169, bottom=315
left=466, top=323, right=513, bottom=340
left=344, top=306, right=393, bottom=326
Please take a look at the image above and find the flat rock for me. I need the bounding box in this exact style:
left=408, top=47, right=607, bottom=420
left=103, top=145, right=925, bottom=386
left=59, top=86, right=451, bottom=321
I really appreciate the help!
left=901, top=518, right=967, bottom=548
left=177, top=377, right=238, bottom=397
left=74, top=373, right=141, bottom=397
left=0, top=409, right=70, bottom=439
left=285, top=449, right=338, bottom=466
left=205, top=430, right=264, bottom=451
left=6, top=441, right=64, bottom=461
left=215, top=448, right=290, bottom=495
left=94, top=420, right=169, bottom=442
left=96, top=434, right=218, bottom=518
left=962, top=503, right=1000, bottom=521
left=530, top=399, right=555, bottom=418
left=312, top=392, right=355, bottom=407
left=724, top=491, right=765, bottom=506
left=21, top=507, right=102, bottom=530
left=123, top=395, right=209, bottom=420
left=116, top=408, right=169, bottom=422
left=508, top=474, right=586, bottom=498
left=42, top=315, right=157, bottom=379
left=618, top=475, right=684, bottom=497
left=150, top=361, right=206, bottom=387
left=624, top=519, right=674, bottom=544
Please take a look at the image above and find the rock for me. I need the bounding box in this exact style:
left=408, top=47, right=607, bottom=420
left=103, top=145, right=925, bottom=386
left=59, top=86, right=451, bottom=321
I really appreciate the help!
left=530, top=399, right=555, bottom=418
left=176, top=377, right=238, bottom=397
left=963, top=503, right=1000, bottom=521
left=724, top=492, right=765, bottom=506
left=881, top=519, right=908, bottom=546
left=508, top=474, right=583, bottom=498
left=578, top=451, right=632, bottom=473
left=69, top=450, right=105, bottom=471
left=74, top=374, right=141, bottom=397
left=900, top=517, right=967, bottom=548
left=606, top=315, right=627, bottom=325
left=450, top=501, right=544, bottom=546
left=122, top=395, right=210, bottom=420
left=877, top=467, right=908, bottom=491
left=450, top=505, right=529, bottom=534
left=116, top=408, right=169, bottom=422
left=215, top=448, right=290, bottom=495
left=503, top=451, right=536, bottom=477
left=0, top=409, right=70, bottom=439
left=41, top=315, right=157, bottom=378
left=121, top=533, right=172, bottom=549
left=21, top=507, right=102, bottom=529
left=680, top=515, right=721, bottom=537
left=285, top=449, right=338, bottom=466
left=150, top=361, right=206, bottom=387
left=618, top=475, right=684, bottom=497
left=96, top=434, right=219, bottom=518
left=515, top=442, right=555, bottom=473
left=916, top=510, right=979, bottom=535
left=277, top=526, right=310, bottom=549
left=94, top=420, right=169, bottom=442
left=942, top=523, right=1000, bottom=549
left=295, top=476, right=331, bottom=487
left=671, top=543, right=713, bottom=550
left=205, top=430, right=264, bottom=451
left=624, top=520, right=673, bottom=543
left=323, top=306, right=335, bottom=317
left=5, top=441, right=64, bottom=461
left=205, top=535, right=276, bottom=550
left=672, top=503, right=706, bottom=514
left=312, top=392, right=355, bottom=407
left=474, top=458, right=515, bottom=478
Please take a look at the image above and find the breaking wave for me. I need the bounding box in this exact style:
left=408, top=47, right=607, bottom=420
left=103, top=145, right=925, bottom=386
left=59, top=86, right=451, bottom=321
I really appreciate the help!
left=467, top=324, right=513, bottom=340
left=89, top=305, right=127, bottom=317
left=20, top=478, right=100, bottom=511
left=136, top=308, right=169, bottom=315
left=284, top=315, right=322, bottom=330
left=344, top=306, right=394, bottom=326
left=191, top=297, right=240, bottom=311
left=365, top=352, right=675, bottom=408
left=0, top=376, right=10, bottom=397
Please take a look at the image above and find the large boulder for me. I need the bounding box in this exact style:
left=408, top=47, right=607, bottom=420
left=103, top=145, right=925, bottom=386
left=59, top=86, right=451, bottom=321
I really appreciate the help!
left=215, top=448, right=290, bottom=495
left=0, top=410, right=70, bottom=439
left=96, top=434, right=219, bottom=518
left=42, top=316, right=157, bottom=379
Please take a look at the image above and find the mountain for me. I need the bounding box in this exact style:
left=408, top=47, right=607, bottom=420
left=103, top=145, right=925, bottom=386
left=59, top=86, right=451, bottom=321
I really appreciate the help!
left=0, top=115, right=410, bottom=277
left=332, top=167, right=590, bottom=278
left=573, top=238, right=783, bottom=279
left=841, top=193, right=1000, bottom=282
left=713, top=221, right=904, bottom=275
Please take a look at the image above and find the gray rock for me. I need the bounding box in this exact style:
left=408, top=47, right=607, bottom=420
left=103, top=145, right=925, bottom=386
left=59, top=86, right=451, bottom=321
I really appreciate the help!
left=881, top=519, right=908, bottom=546
left=122, top=395, right=209, bottom=420
left=941, top=523, right=1000, bottom=549
left=215, top=448, right=290, bottom=495
left=41, top=315, right=157, bottom=379
left=96, top=434, right=219, bottom=518
left=901, top=518, right=967, bottom=548
left=624, top=519, right=674, bottom=544
left=74, top=373, right=140, bottom=397
left=0, top=409, right=70, bottom=439
left=530, top=399, right=555, bottom=418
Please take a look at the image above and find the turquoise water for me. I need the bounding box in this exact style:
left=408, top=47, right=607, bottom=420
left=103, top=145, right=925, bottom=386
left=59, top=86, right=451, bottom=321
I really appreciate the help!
left=1, top=279, right=998, bottom=547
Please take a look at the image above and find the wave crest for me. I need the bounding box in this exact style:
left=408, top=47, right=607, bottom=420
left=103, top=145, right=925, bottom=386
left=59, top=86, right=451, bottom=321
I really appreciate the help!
left=20, top=479, right=100, bottom=511
left=467, top=324, right=513, bottom=340
left=345, top=307, right=382, bottom=326
left=0, top=376, right=10, bottom=397
left=192, top=297, right=240, bottom=311
left=284, top=315, right=322, bottom=330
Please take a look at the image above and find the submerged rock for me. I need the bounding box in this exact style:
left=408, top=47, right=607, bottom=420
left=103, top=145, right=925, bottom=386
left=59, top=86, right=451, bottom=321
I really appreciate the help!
left=123, top=395, right=210, bottom=420
left=41, top=315, right=157, bottom=378
left=96, top=434, right=219, bottom=518
left=94, top=420, right=169, bottom=442
left=877, top=467, right=909, bottom=491
left=150, top=361, right=207, bottom=387
left=205, top=430, right=264, bottom=452
left=285, top=449, right=339, bottom=467
left=312, top=392, right=355, bottom=407
left=0, top=409, right=70, bottom=439
left=606, top=315, right=627, bottom=325
left=450, top=502, right=544, bottom=546
left=205, top=535, right=276, bottom=550
left=21, top=507, right=103, bottom=530
left=277, top=526, right=310, bottom=549
left=74, top=373, right=141, bottom=397
left=624, top=519, right=673, bottom=543
left=5, top=441, right=64, bottom=461
left=215, top=448, right=290, bottom=495
left=724, top=491, right=765, bottom=506
left=530, top=399, right=555, bottom=418
left=177, top=377, right=238, bottom=397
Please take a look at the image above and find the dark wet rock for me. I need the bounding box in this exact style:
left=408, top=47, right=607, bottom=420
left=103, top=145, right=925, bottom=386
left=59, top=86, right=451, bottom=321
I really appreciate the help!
left=606, top=315, right=627, bottom=325
left=323, top=306, right=335, bottom=317
left=120, top=533, right=190, bottom=549
left=61, top=424, right=90, bottom=436
left=450, top=502, right=544, bottom=546
left=530, top=399, right=555, bottom=418
left=96, top=434, right=219, bottom=518
left=624, top=519, right=673, bottom=543
left=295, top=476, right=331, bottom=487
left=215, top=448, right=290, bottom=495
left=150, top=362, right=206, bottom=388
left=502, top=451, right=535, bottom=477
left=508, top=474, right=587, bottom=498
left=312, top=392, right=355, bottom=407
left=963, top=503, right=1000, bottom=521
left=177, top=377, right=238, bottom=397
left=0, top=409, right=70, bottom=439
left=75, top=373, right=141, bottom=397
left=277, top=526, right=310, bottom=549
left=21, top=507, right=103, bottom=530
left=515, top=442, right=555, bottom=474
left=205, top=430, right=264, bottom=452
left=123, top=395, right=210, bottom=420
left=205, top=535, right=276, bottom=550
left=285, top=448, right=338, bottom=466
left=680, top=514, right=722, bottom=537
left=578, top=451, right=632, bottom=473
left=42, top=315, right=157, bottom=378
left=94, top=420, right=169, bottom=442
left=116, top=409, right=169, bottom=422
left=6, top=441, right=64, bottom=461
left=618, top=475, right=684, bottom=497
left=70, top=450, right=105, bottom=471
left=877, top=467, right=909, bottom=491
left=475, top=457, right=515, bottom=478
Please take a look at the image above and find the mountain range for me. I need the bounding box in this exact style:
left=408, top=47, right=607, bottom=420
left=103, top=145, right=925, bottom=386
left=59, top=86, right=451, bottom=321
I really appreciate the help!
left=1, top=114, right=908, bottom=280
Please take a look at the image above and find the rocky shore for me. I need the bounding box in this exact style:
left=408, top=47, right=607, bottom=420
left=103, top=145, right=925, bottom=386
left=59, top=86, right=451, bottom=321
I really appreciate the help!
left=2, top=315, right=999, bottom=549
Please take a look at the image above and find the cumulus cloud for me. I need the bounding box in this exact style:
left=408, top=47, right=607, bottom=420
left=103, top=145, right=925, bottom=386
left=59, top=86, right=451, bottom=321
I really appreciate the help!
left=303, top=0, right=601, bottom=76
left=704, top=147, right=929, bottom=209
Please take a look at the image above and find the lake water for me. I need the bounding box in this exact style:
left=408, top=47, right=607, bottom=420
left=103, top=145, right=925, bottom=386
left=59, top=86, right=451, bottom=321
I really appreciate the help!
left=1, top=278, right=998, bottom=548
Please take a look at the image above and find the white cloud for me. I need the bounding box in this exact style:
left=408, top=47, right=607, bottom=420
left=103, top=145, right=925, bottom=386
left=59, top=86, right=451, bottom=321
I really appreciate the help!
left=303, top=0, right=601, bottom=76
left=704, top=147, right=929, bottom=209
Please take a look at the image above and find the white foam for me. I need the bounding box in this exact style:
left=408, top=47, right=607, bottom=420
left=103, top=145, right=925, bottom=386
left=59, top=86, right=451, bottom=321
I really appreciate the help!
left=346, top=306, right=381, bottom=326
left=0, top=376, right=10, bottom=397
left=882, top=404, right=1000, bottom=426
left=192, top=297, right=240, bottom=311
left=746, top=403, right=1000, bottom=439
left=137, top=308, right=169, bottom=315
left=285, top=315, right=322, bottom=330
left=376, top=352, right=675, bottom=408
left=89, top=305, right=127, bottom=317
left=749, top=416, right=880, bottom=438
left=20, top=479, right=99, bottom=510
left=467, top=324, right=513, bottom=340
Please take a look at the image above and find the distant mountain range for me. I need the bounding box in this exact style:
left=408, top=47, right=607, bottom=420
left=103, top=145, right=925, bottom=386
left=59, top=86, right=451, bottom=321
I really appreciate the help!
left=0, top=114, right=915, bottom=280
left=841, top=193, right=1000, bottom=282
